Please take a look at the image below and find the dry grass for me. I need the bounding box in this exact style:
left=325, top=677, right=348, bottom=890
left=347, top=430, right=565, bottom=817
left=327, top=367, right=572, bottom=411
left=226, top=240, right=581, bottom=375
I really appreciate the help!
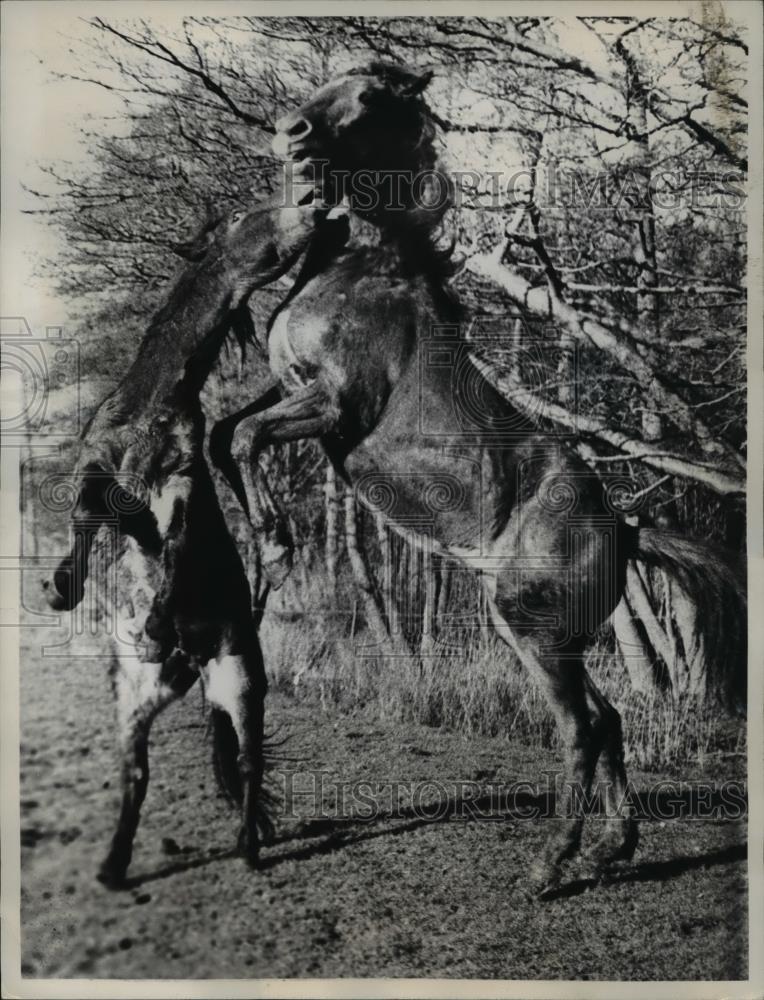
left=261, top=566, right=746, bottom=772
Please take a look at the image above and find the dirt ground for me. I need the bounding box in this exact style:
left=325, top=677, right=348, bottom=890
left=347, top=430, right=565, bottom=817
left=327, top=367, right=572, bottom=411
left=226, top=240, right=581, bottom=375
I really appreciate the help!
left=18, top=638, right=747, bottom=982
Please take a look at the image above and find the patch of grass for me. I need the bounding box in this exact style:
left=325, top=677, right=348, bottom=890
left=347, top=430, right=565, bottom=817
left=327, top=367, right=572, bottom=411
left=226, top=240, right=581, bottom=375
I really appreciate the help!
left=261, top=568, right=745, bottom=771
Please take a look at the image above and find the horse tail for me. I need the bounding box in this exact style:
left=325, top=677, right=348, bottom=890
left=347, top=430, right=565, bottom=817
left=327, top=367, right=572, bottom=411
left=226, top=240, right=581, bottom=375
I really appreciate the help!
left=210, top=708, right=243, bottom=805
left=628, top=526, right=746, bottom=712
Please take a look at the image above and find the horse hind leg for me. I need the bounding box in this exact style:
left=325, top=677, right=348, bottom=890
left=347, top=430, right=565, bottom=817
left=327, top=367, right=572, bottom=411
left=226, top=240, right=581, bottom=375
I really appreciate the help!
left=486, top=595, right=604, bottom=895
left=98, top=650, right=196, bottom=888
left=580, top=673, right=639, bottom=871
left=201, top=645, right=269, bottom=869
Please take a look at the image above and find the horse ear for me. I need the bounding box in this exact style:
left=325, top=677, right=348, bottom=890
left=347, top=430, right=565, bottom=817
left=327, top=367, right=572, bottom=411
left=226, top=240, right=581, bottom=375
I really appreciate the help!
left=172, top=203, right=223, bottom=260
left=398, top=67, right=434, bottom=99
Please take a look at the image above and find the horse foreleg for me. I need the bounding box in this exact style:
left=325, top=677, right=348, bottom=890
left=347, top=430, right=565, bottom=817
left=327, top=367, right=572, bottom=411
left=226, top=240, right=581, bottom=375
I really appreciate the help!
left=208, top=383, right=282, bottom=519
left=99, top=651, right=196, bottom=887
left=249, top=469, right=295, bottom=589
left=230, top=380, right=340, bottom=514
left=220, top=381, right=340, bottom=585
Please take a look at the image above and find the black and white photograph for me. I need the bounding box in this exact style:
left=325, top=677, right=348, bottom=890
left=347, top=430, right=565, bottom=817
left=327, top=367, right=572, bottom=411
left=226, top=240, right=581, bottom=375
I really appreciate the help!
left=0, top=1, right=761, bottom=993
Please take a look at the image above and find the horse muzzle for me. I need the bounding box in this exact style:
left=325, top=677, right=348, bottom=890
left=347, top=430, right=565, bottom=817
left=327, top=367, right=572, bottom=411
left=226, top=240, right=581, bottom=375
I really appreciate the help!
left=42, top=566, right=84, bottom=612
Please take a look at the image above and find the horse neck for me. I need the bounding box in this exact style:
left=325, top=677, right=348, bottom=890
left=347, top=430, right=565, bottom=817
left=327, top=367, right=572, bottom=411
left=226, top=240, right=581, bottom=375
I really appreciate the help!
left=109, top=266, right=232, bottom=418
left=339, top=202, right=448, bottom=271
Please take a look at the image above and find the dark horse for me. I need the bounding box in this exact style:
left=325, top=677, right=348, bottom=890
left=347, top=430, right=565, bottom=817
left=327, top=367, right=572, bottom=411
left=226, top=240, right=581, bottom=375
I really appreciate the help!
left=211, top=63, right=744, bottom=895
left=43, top=191, right=324, bottom=884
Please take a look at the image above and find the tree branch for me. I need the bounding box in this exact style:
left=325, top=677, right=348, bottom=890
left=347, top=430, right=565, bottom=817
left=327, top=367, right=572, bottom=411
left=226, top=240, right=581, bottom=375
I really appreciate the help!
left=89, top=18, right=275, bottom=131
left=463, top=244, right=745, bottom=476
left=468, top=353, right=744, bottom=495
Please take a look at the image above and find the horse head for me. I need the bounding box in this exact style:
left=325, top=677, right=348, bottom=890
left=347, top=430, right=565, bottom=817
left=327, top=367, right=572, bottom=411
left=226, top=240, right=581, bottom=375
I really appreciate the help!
left=42, top=397, right=204, bottom=617
left=170, top=192, right=333, bottom=298
left=272, top=62, right=449, bottom=226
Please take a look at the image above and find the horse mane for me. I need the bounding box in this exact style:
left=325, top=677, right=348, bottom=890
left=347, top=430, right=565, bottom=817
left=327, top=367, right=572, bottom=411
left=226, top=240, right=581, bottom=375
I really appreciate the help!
left=347, top=60, right=428, bottom=87
left=344, top=61, right=456, bottom=285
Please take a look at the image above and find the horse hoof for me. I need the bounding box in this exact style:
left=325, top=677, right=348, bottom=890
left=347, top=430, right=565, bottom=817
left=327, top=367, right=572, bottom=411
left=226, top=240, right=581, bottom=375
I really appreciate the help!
left=571, top=857, right=607, bottom=887
left=528, top=859, right=562, bottom=901
left=96, top=863, right=128, bottom=890
left=583, top=823, right=639, bottom=871
left=240, top=848, right=260, bottom=871
left=237, top=831, right=261, bottom=870
left=536, top=875, right=564, bottom=901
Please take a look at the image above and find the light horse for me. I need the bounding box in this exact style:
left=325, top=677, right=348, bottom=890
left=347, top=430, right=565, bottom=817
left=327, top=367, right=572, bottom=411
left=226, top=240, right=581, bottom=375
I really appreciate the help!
left=43, top=191, right=324, bottom=885
left=210, top=63, right=744, bottom=895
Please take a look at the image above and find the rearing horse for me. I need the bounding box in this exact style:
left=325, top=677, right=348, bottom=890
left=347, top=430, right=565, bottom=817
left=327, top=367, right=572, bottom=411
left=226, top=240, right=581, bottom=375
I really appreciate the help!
left=43, top=190, right=324, bottom=884
left=211, top=63, right=744, bottom=895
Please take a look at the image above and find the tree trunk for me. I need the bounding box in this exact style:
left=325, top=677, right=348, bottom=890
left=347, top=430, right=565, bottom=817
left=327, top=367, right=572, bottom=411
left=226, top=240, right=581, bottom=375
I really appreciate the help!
left=374, top=510, right=402, bottom=642
left=324, top=462, right=340, bottom=595
left=660, top=571, right=706, bottom=699
left=617, top=33, right=680, bottom=524
left=344, top=491, right=397, bottom=652
left=621, top=562, right=674, bottom=694
left=420, top=554, right=452, bottom=656
left=420, top=545, right=436, bottom=655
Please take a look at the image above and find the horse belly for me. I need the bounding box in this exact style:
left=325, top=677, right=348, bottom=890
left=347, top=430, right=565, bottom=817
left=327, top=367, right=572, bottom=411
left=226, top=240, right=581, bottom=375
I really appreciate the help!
left=346, top=428, right=490, bottom=555
left=269, top=290, right=354, bottom=371
left=267, top=307, right=303, bottom=383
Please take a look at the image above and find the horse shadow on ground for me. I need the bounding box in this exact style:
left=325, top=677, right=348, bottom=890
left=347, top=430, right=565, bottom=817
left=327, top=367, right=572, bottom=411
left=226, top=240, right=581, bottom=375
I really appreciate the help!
left=122, top=784, right=747, bottom=898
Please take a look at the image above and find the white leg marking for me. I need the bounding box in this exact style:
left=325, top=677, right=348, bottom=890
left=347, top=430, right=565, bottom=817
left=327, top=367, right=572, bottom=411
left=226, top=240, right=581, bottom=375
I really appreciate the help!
left=114, top=658, right=176, bottom=725
left=203, top=655, right=249, bottom=718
